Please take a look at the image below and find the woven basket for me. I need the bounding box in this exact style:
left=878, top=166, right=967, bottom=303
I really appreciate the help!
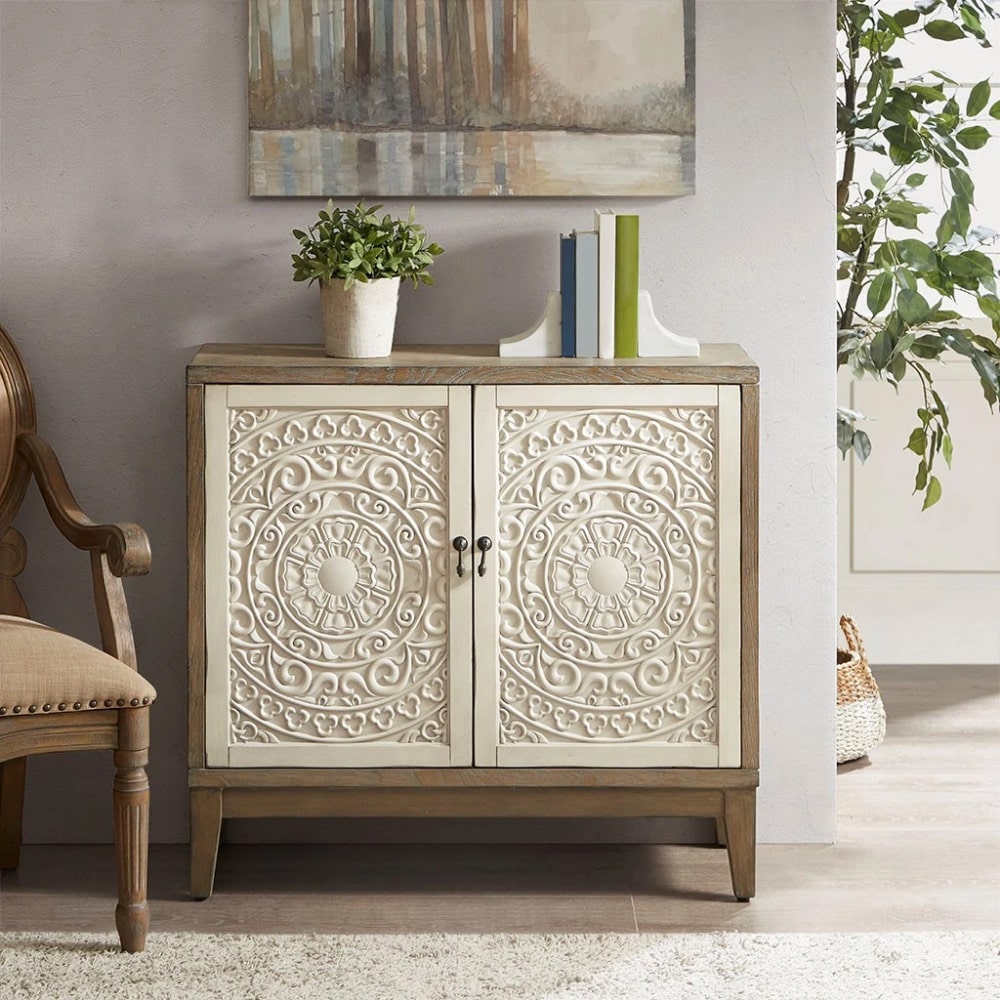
left=836, top=615, right=886, bottom=764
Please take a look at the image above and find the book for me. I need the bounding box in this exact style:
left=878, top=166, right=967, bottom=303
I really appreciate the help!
left=594, top=210, right=616, bottom=359
left=573, top=230, right=598, bottom=359
left=560, top=234, right=576, bottom=359
left=614, top=214, right=640, bottom=358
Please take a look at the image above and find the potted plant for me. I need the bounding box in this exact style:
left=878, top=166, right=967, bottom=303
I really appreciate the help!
left=837, top=0, right=1000, bottom=508
left=292, top=201, right=444, bottom=358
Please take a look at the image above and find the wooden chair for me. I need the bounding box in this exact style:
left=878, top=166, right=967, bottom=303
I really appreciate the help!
left=0, top=323, right=154, bottom=953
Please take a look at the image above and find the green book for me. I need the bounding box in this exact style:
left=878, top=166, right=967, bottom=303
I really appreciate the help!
left=614, top=214, right=639, bottom=358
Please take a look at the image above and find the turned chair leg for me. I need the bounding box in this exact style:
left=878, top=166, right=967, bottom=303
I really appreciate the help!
left=0, top=757, right=27, bottom=871
left=114, top=709, right=150, bottom=953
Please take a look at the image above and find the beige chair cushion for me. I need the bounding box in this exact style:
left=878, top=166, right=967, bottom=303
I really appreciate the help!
left=0, top=615, right=155, bottom=717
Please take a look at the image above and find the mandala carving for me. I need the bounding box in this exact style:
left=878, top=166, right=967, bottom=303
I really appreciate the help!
left=226, top=405, right=450, bottom=746
left=496, top=406, right=719, bottom=746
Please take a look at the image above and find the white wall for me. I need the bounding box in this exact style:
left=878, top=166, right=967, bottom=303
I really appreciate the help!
left=0, top=0, right=836, bottom=845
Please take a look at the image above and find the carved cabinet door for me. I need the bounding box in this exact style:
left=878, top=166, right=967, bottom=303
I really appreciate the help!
left=473, top=385, right=743, bottom=767
left=203, top=385, right=473, bottom=767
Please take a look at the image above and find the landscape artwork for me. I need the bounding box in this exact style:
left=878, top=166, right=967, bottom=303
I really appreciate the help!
left=249, top=0, right=695, bottom=197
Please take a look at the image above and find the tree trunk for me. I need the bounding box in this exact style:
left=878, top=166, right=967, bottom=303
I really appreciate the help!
left=358, top=0, right=372, bottom=112
left=406, top=0, right=423, bottom=123
left=426, top=0, right=441, bottom=121
left=471, top=0, right=491, bottom=110
left=289, top=0, right=310, bottom=123
left=440, top=0, right=454, bottom=122
left=317, top=0, right=335, bottom=120
left=257, top=0, right=276, bottom=112
left=454, top=0, right=476, bottom=116
left=385, top=0, right=395, bottom=85
left=683, top=0, right=695, bottom=99
left=345, top=0, right=357, bottom=86
left=515, top=0, right=529, bottom=117
left=503, top=0, right=515, bottom=117
left=491, top=0, right=504, bottom=113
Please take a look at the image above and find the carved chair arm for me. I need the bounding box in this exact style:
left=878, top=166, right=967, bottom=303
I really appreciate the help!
left=15, top=432, right=151, bottom=578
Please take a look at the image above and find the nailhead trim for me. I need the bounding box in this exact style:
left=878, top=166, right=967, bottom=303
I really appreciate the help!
left=0, top=695, right=155, bottom=715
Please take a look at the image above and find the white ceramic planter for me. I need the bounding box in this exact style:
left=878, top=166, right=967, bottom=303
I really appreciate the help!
left=320, top=276, right=401, bottom=358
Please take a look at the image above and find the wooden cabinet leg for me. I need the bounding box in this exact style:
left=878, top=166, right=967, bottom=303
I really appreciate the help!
left=0, top=757, right=27, bottom=870
left=190, top=787, right=223, bottom=900
left=113, top=710, right=150, bottom=953
left=715, top=815, right=728, bottom=848
left=724, top=788, right=756, bottom=901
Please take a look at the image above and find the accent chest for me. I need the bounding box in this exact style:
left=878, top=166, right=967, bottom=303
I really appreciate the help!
left=186, top=344, right=759, bottom=899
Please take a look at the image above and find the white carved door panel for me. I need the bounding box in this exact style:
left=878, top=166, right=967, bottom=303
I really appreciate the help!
left=204, top=385, right=473, bottom=767
left=473, top=385, right=742, bottom=767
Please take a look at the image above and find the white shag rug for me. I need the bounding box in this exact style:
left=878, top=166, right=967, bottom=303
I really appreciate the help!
left=1, top=931, right=997, bottom=1000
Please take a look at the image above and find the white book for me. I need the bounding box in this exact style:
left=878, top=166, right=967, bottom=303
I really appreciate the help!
left=594, top=209, right=616, bottom=359
left=573, top=230, right=598, bottom=359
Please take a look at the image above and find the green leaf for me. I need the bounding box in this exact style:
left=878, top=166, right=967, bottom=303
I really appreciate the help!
left=977, top=295, right=1000, bottom=324
left=960, top=6, right=985, bottom=39
left=967, top=80, right=992, bottom=117
left=950, top=167, right=976, bottom=205
left=894, top=9, right=920, bottom=29
left=871, top=327, right=894, bottom=370
left=897, top=288, right=932, bottom=324
left=936, top=210, right=956, bottom=246
left=853, top=430, right=872, bottom=463
left=897, top=238, right=936, bottom=269
left=915, top=459, right=928, bottom=492
left=907, top=427, right=927, bottom=454
left=929, top=69, right=958, bottom=86
left=924, top=20, right=966, bottom=41
left=956, top=126, right=990, bottom=150
left=867, top=272, right=894, bottom=316
left=943, top=433, right=953, bottom=468
left=886, top=199, right=929, bottom=229
left=922, top=475, right=942, bottom=510
left=990, top=100, right=1000, bottom=121
left=930, top=390, right=950, bottom=430
left=905, top=173, right=927, bottom=187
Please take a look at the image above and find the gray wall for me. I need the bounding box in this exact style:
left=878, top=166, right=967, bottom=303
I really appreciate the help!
left=0, top=0, right=836, bottom=845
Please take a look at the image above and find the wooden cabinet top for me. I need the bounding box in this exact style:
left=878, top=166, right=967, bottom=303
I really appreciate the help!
left=187, top=343, right=759, bottom=386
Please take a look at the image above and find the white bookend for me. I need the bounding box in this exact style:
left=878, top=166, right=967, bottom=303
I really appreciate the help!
left=498, top=291, right=562, bottom=357
left=594, top=210, right=616, bottom=359
left=637, top=291, right=700, bottom=357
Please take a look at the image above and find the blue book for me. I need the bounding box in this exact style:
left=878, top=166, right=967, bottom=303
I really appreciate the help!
left=574, top=230, right=598, bottom=358
left=560, top=234, right=576, bottom=359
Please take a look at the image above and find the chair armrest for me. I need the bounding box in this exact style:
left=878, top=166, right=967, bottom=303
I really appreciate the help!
left=15, top=432, right=151, bottom=578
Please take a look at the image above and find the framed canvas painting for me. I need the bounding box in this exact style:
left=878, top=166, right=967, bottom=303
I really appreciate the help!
left=249, top=1, right=695, bottom=197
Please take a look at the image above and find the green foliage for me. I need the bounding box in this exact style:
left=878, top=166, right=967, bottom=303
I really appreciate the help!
left=292, top=202, right=444, bottom=290
left=837, top=0, right=1000, bottom=508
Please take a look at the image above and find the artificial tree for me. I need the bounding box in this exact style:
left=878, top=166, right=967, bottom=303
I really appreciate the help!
left=837, top=0, right=1000, bottom=507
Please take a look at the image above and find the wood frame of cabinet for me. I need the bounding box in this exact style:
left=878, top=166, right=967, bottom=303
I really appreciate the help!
left=187, top=344, right=760, bottom=902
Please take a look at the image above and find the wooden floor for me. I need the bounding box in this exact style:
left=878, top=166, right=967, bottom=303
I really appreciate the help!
left=1, top=665, right=997, bottom=934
